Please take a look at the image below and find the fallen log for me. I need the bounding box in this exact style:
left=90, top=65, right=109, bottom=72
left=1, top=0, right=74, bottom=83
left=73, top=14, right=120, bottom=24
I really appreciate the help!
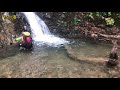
left=81, top=28, right=120, bottom=40
left=98, top=33, right=120, bottom=40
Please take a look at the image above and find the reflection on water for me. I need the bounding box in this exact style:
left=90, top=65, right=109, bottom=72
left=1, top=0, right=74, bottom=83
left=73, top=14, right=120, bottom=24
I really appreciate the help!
left=0, top=40, right=120, bottom=78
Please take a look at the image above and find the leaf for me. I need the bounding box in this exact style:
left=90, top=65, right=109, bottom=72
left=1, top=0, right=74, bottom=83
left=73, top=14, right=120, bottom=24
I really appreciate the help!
left=108, top=12, right=111, bottom=16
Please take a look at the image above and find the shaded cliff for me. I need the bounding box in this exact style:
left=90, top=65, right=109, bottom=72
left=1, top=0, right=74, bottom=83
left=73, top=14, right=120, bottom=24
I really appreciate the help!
left=0, top=12, right=17, bottom=48
left=37, top=12, right=120, bottom=43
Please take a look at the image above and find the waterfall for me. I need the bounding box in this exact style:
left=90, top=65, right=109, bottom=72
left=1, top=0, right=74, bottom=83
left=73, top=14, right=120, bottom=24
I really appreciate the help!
left=22, top=12, right=68, bottom=47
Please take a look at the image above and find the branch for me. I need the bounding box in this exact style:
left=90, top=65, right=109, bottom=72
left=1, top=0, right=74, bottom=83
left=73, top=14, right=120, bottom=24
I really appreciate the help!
left=97, top=33, right=120, bottom=40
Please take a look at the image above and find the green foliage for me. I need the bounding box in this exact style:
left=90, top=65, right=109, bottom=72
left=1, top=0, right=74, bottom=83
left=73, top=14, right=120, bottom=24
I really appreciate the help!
left=58, top=20, right=67, bottom=27
left=88, top=12, right=94, bottom=19
left=96, top=12, right=101, bottom=17
left=73, top=17, right=81, bottom=25
left=85, top=12, right=112, bottom=19
left=85, top=12, right=94, bottom=19
left=108, top=12, right=111, bottom=16
left=83, top=12, right=116, bottom=26
left=105, top=17, right=115, bottom=26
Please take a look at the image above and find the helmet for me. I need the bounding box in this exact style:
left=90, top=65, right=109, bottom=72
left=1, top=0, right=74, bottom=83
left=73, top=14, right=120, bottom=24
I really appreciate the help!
left=22, top=32, right=30, bottom=36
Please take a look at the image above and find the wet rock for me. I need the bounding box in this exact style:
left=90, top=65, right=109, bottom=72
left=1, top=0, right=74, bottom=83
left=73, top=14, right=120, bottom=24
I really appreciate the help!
left=0, top=12, right=17, bottom=48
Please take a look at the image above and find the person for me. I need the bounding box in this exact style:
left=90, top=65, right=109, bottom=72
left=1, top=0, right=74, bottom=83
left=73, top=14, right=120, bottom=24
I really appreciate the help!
left=15, top=31, right=32, bottom=50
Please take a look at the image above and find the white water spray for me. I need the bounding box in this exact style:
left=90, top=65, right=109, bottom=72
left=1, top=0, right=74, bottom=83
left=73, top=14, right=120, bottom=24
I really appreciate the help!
left=22, top=12, right=68, bottom=47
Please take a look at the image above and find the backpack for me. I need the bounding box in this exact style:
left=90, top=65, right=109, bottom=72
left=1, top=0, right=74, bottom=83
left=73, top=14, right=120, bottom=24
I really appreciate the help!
left=22, top=36, right=32, bottom=44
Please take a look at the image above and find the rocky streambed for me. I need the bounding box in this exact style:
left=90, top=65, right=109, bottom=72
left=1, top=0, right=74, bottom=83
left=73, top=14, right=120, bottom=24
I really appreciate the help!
left=0, top=40, right=120, bottom=78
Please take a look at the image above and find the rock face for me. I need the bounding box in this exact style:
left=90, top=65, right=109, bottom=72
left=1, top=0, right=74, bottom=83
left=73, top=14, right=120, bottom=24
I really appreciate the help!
left=37, top=12, right=78, bottom=37
left=0, top=12, right=17, bottom=48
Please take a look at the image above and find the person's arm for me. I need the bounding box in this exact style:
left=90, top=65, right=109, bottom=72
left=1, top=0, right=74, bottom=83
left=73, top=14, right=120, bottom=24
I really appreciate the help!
left=15, top=36, right=23, bottom=41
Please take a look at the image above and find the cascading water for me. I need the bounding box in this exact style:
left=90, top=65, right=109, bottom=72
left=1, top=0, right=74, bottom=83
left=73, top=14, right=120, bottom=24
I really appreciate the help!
left=22, top=12, right=68, bottom=47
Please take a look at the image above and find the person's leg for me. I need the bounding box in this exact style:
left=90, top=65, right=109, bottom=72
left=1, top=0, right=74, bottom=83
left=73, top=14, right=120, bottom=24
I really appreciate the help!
left=27, top=43, right=32, bottom=49
left=18, top=41, right=23, bottom=50
left=21, top=42, right=27, bottom=50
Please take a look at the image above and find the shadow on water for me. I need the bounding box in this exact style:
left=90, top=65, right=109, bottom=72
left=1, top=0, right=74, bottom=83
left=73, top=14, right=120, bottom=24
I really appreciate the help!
left=0, top=45, right=20, bottom=60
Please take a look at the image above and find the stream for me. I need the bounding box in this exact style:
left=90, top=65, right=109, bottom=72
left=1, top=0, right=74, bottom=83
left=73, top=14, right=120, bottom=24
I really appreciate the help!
left=0, top=39, right=120, bottom=78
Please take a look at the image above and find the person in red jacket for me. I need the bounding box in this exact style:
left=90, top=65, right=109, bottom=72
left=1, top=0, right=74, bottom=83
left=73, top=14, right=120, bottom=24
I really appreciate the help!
left=16, top=31, right=32, bottom=50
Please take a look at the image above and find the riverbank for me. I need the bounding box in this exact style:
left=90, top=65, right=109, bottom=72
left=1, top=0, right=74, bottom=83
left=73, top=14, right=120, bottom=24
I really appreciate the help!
left=64, top=43, right=120, bottom=78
